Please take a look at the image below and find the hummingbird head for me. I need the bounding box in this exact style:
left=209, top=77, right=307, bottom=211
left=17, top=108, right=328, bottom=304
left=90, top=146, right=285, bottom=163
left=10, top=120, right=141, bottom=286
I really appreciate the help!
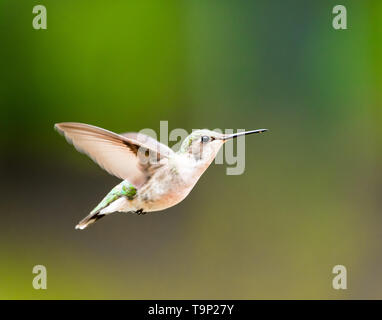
left=179, top=128, right=268, bottom=166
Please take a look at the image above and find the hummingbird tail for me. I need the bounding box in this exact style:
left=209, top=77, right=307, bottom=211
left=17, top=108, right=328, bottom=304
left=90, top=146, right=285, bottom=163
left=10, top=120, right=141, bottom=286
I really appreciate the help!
left=75, top=212, right=105, bottom=230
left=75, top=180, right=137, bottom=230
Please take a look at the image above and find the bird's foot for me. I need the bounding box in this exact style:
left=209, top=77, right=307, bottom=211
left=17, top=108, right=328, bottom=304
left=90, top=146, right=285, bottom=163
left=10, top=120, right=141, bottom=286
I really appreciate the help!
left=135, top=209, right=146, bottom=215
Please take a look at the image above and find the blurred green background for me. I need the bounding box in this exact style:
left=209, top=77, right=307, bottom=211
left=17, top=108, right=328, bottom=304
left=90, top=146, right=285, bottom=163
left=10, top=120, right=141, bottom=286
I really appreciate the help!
left=0, top=0, right=381, bottom=299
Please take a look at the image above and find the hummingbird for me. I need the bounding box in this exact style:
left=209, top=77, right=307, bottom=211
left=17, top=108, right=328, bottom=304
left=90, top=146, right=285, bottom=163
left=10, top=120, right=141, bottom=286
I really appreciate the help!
left=54, top=122, right=268, bottom=229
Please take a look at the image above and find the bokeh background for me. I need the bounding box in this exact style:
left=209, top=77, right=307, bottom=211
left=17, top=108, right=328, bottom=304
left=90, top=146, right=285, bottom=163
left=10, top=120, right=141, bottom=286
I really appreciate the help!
left=0, top=0, right=381, bottom=299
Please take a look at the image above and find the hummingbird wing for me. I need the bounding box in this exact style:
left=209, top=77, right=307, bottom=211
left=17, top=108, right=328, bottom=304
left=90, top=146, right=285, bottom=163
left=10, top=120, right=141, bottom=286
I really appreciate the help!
left=55, top=122, right=172, bottom=187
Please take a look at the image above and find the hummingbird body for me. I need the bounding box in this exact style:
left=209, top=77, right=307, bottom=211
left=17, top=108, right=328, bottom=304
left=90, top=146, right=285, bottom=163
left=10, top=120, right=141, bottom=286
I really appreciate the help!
left=54, top=122, right=267, bottom=229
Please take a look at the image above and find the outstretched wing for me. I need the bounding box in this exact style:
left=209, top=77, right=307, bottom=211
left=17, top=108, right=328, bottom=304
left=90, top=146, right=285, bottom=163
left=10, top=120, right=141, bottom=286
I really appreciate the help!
left=55, top=122, right=171, bottom=187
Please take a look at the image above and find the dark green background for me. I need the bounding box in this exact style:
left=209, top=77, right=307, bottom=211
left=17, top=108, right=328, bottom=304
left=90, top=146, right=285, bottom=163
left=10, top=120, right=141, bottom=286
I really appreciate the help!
left=0, top=0, right=381, bottom=299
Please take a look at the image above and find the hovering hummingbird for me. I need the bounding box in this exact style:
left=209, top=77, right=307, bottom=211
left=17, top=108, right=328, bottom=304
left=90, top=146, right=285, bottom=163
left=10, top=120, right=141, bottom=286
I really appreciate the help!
left=54, top=122, right=267, bottom=229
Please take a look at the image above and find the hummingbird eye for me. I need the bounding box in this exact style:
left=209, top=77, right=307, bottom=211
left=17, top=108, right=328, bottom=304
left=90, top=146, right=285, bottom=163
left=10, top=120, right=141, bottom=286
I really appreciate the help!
left=201, top=136, right=210, bottom=143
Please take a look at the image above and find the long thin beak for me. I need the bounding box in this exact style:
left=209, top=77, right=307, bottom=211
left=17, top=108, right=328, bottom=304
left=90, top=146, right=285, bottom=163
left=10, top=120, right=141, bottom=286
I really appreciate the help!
left=222, top=129, right=268, bottom=140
